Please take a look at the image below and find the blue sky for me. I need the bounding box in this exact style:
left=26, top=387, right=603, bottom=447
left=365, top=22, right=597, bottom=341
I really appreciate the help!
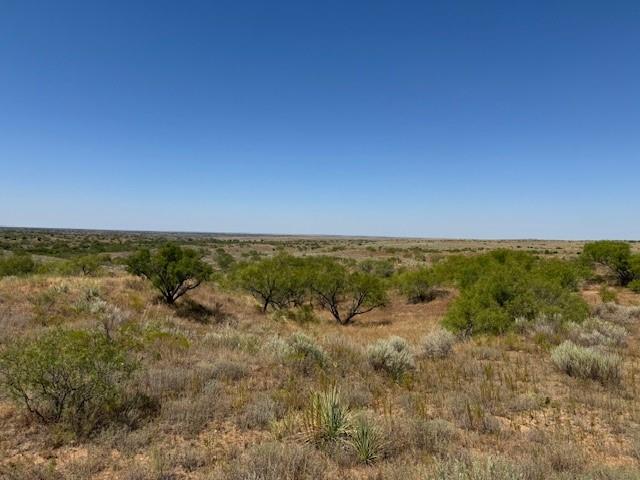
left=1, top=1, right=638, bottom=239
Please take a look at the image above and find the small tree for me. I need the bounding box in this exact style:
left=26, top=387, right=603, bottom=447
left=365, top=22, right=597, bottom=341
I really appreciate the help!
left=583, top=241, right=634, bottom=286
left=127, top=243, right=212, bottom=304
left=233, top=255, right=307, bottom=312
left=310, top=258, right=387, bottom=325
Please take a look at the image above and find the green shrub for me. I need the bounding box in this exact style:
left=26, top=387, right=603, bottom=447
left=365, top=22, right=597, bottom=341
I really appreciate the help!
left=69, top=254, right=103, bottom=276
left=358, top=259, right=396, bottom=278
left=126, top=242, right=212, bottom=304
left=214, top=247, right=235, bottom=271
left=628, top=279, right=640, bottom=293
left=395, top=267, right=439, bottom=303
left=631, top=253, right=640, bottom=278
left=0, top=329, right=151, bottom=436
left=0, top=254, right=36, bottom=277
left=367, top=336, right=415, bottom=381
left=441, top=251, right=589, bottom=335
left=551, top=341, right=622, bottom=385
left=119, top=321, right=191, bottom=355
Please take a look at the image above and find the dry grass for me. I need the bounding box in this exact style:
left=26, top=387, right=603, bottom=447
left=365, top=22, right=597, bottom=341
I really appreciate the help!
left=1, top=231, right=639, bottom=478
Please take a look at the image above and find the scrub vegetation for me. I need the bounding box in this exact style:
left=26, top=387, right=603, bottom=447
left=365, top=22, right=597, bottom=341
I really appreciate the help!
left=1, top=228, right=640, bottom=479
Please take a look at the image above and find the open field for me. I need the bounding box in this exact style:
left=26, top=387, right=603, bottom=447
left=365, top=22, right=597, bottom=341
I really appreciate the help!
left=1, top=228, right=640, bottom=479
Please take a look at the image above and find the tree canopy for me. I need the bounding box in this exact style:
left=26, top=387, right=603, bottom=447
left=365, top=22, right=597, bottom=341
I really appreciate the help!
left=582, top=241, right=635, bottom=286
left=127, top=242, right=212, bottom=304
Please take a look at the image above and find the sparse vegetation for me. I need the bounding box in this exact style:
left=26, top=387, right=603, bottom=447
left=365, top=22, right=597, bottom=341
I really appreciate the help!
left=0, top=229, right=639, bottom=478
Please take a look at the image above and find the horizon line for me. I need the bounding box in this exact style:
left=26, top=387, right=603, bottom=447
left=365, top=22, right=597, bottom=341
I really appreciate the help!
left=2, top=225, right=638, bottom=243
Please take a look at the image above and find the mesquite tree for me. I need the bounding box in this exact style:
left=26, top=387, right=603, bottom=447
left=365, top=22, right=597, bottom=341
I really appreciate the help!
left=583, top=241, right=634, bottom=286
left=127, top=243, right=212, bottom=304
left=309, top=257, right=387, bottom=325
left=233, top=255, right=307, bottom=312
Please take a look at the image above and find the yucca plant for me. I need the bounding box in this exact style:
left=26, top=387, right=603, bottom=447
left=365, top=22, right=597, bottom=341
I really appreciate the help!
left=303, top=386, right=350, bottom=444
left=348, top=415, right=385, bottom=465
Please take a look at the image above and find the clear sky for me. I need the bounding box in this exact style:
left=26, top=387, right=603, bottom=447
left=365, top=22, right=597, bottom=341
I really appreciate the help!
left=1, top=1, right=638, bottom=239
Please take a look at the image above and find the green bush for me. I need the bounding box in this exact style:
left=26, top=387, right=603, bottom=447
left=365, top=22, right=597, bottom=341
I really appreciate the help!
left=358, top=259, right=396, bottom=278
left=631, top=253, right=640, bottom=278
left=72, top=254, right=103, bottom=276
left=127, top=242, right=212, bottom=304
left=439, top=251, right=588, bottom=335
left=395, top=267, right=439, bottom=303
left=214, top=247, right=235, bottom=271
left=0, top=254, right=36, bottom=277
left=0, top=329, right=152, bottom=436
left=628, top=279, right=640, bottom=293
left=551, top=341, right=622, bottom=385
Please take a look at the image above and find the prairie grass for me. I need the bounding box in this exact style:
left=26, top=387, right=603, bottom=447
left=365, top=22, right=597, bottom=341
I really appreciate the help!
left=1, top=231, right=639, bottom=479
